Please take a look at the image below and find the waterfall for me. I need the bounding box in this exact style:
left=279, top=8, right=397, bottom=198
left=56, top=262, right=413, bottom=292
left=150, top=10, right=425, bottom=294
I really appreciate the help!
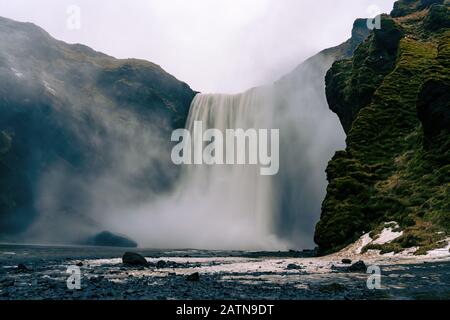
left=179, top=87, right=287, bottom=250
left=100, top=54, right=345, bottom=251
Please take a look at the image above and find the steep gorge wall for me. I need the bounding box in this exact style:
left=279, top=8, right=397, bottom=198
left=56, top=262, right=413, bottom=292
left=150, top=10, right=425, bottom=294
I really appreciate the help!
left=0, top=17, right=196, bottom=240
left=315, top=0, right=450, bottom=254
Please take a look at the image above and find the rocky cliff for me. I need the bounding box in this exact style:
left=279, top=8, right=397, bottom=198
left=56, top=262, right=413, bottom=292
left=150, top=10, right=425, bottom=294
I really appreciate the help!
left=315, top=0, right=450, bottom=254
left=0, top=17, right=195, bottom=240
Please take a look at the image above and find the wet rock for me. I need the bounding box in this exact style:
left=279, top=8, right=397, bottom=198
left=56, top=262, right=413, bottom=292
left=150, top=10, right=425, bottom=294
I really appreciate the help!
left=76, top=262, right=83, bottom=267
left=332, top=260, right=367, bottom=273
left=83, top=231, right=138, bottom=248
left=342, top=259, right=352, bottom=265
left=348, top=260, right=367, bottom=272
left=156, top=260, right=168, bottom=269
left=286, top=264, right=303, bottom=270
left=122, top=252, right=149, bottom=267
left=186, top=272, right=200, bottom=282
left=17, top=263, right=31, bottom=272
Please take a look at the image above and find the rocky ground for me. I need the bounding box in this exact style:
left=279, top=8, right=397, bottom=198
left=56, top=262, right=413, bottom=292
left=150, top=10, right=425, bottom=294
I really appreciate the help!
left=1, top=243, right=450, bottom=300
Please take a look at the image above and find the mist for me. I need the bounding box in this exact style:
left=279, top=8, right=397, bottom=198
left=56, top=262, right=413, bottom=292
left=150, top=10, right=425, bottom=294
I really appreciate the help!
left=23, top=52, right=346, bottom=250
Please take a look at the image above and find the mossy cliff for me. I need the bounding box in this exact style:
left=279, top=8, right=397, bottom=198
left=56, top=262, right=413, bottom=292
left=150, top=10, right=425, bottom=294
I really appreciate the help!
left=315, top=0, right=450, bottom=254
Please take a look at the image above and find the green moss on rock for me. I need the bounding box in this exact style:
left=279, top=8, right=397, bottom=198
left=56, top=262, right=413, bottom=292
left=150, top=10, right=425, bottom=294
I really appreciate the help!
left=315, top=4, right=450, bottom=254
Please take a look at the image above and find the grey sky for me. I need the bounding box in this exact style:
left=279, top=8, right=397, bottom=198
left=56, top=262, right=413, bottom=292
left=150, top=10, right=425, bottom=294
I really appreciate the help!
left=0, top=0, right=396, bottom=93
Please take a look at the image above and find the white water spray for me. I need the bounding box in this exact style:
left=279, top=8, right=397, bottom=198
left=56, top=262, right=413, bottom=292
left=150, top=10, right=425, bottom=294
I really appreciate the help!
left=179, top=88, right=285, bottom=249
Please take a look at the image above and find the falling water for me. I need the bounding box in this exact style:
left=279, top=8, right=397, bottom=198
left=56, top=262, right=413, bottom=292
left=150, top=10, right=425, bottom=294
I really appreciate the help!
left=97, top=54, right=345, bottom=251
left=179, top=87, right=287, bottom=250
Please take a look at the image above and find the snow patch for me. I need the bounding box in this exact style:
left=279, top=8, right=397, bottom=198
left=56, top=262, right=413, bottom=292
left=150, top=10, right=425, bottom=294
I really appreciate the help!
left=372, top=222, right=403, bottom=245
left=356, top=233, right=373, bottom=254
left=425, top=239, right=450, bottom=259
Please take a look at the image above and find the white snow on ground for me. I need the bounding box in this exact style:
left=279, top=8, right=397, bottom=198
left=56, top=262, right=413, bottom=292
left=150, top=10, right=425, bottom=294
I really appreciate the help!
left=372, top=222, right=403, bottom=245
left=79, top=224, right=449, bottom=279
left=329, top=221, right=450, bottom=264
left=425, top=238, right=450, bottom=259
left=332, top=222, right=403, bottom=258
left=82, top=256, right=335, bottom=279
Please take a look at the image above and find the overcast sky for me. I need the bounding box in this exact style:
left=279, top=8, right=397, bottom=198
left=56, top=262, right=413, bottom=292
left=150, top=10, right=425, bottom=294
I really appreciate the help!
left=1, top=0, right=395, bottom=93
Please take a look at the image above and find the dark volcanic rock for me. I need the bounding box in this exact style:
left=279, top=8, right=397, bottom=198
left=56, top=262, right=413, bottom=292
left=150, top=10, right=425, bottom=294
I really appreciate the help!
left=186, top=272, right=200, bottom=282
left=122, top=252, right=148, bottom=267
left=347, top=260, right=367, bottom=273
left=332, top=260, right=367, bottom=273
left=341, top=259, right=352, bottom=265
left=17, top=263, right=31, bottom=272
left=83, top=231, right=138, bottom=248
left=286, top=264, right=303, bottom=270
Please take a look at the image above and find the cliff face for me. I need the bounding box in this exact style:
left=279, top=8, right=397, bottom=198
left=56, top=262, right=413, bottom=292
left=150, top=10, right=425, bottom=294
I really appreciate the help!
left=315, top=0, right=450, bottom=254
left=0, top=17, right=195, bottom=239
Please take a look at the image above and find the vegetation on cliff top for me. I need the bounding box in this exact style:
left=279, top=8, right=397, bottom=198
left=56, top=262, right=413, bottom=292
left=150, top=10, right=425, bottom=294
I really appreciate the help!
left=315, top=0, right=450, bottom=254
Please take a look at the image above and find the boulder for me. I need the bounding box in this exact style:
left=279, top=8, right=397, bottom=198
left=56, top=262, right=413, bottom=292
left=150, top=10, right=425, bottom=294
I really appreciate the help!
left=347, top=260, right=367, bottom=273
left=17, top=263, right=31, bottom=272
left=83, top=231, right=138, bottom=248
left=341, top=259, right=352, bottom=265
left=186, top=272, right=200, bottom=282
left=122, top=252, right=148, bottom=267
left=286, top=263, right=303, bottom=270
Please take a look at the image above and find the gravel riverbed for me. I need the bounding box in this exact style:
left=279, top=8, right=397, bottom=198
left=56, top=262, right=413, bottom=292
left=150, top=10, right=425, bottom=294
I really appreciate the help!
left=1, top=244, right=449, bottom=300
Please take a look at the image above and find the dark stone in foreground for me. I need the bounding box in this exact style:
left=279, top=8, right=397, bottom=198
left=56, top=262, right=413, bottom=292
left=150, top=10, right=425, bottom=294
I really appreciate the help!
left=186, top=272, right=200, bottom=282
left=17, top=264, right=30, bottom=272
left=2, top=244, right=450, bottom=300
left=348, top=260, right=367, bottom=272
left=342, top=259, right=352, bottom=265
left=84, top=231, right=138, bottom=248
left=122, top=252, right=148, bottom=267
left=286, top=264, right=303, bottom=270
left=332, top=260, right=367, bottom=273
